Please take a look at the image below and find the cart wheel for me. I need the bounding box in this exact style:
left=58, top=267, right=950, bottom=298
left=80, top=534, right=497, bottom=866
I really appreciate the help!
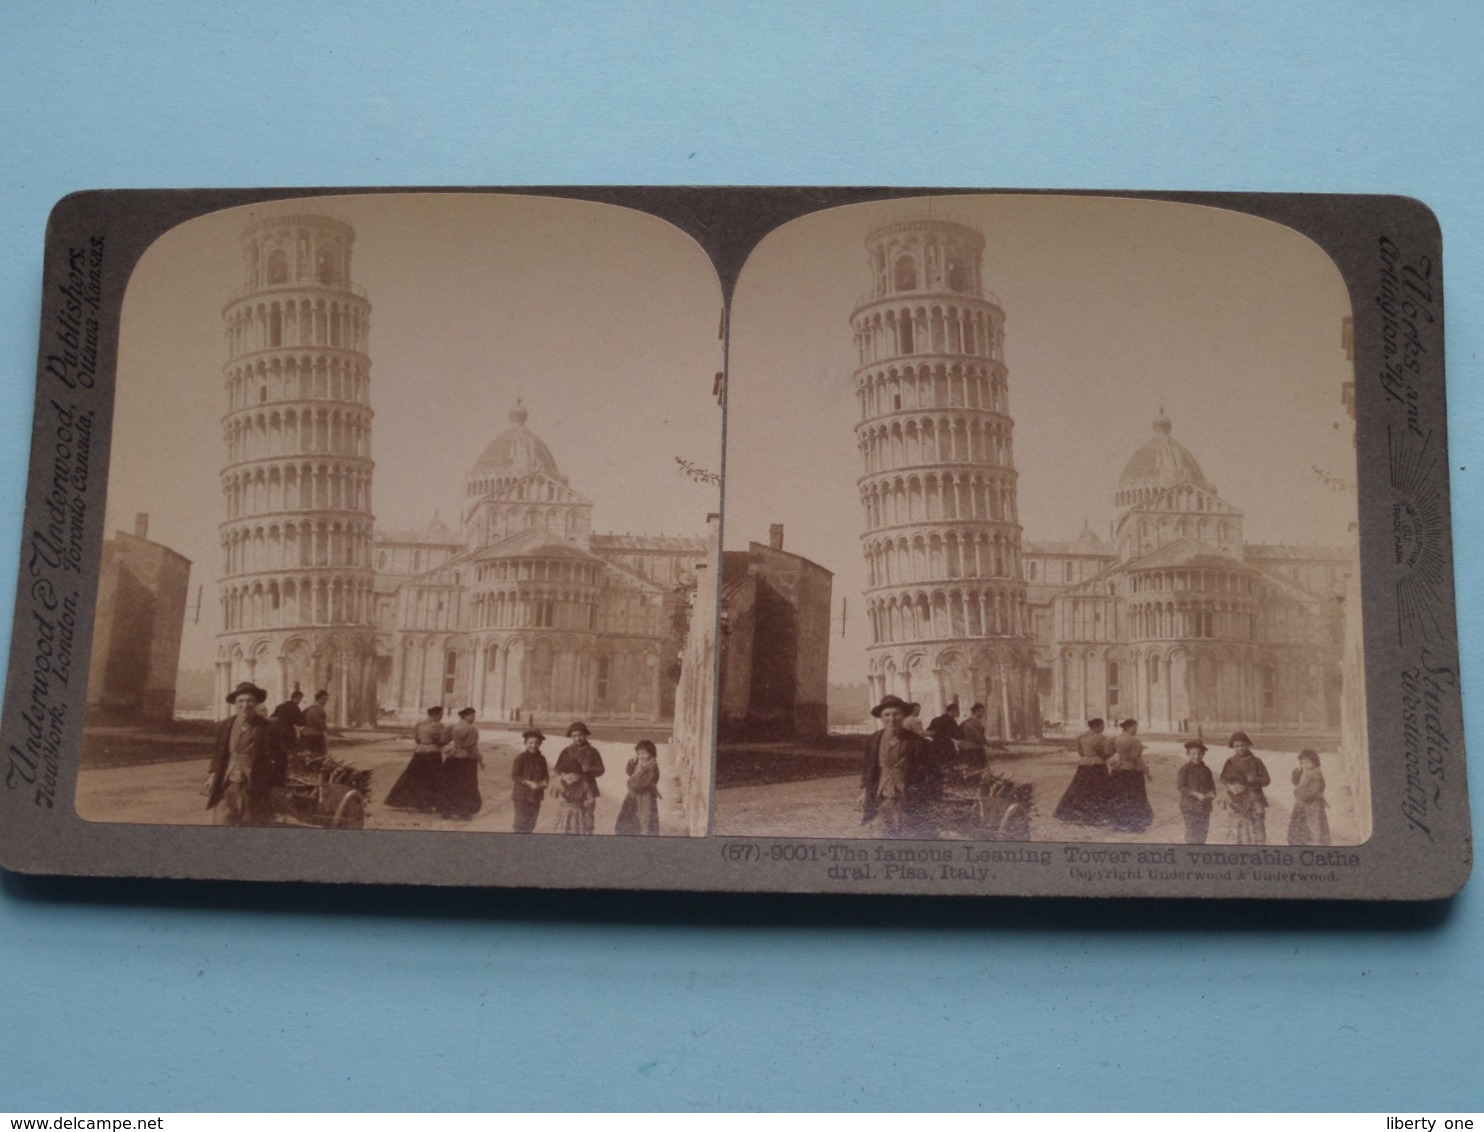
left=1000, top=803, right=1030, bottom=842
left=332, top=789, right=366, bottom=829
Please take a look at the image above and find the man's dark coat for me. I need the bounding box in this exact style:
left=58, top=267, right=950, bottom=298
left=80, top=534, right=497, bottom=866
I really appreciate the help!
left=206, top=712, right=289, bottom=811
left=859, top=728, right=925, bottom=822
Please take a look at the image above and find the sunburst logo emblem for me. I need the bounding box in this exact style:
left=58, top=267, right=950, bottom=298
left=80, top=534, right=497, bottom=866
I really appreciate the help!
left=1388, top=426, right=1449, bottom=643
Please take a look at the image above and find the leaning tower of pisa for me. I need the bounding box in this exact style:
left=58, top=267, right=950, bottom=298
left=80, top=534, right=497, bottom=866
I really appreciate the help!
left=215, top=213, right=378, bottom=726
left=852, top=217, right=1037, bottom=738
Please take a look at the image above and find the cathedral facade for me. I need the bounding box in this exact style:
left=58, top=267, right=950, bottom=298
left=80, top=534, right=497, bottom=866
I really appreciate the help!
left=216, top=212, right=704, bottom=725
left=1024, top=413, right=1349, bottom=735
left=371, top=402, right=705, bottom=722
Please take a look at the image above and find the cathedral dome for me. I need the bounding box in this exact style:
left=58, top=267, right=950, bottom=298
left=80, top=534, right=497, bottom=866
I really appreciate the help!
left=470, top=401, right=560, bottom=487
left=1116, top=412, right=1209, bottom=505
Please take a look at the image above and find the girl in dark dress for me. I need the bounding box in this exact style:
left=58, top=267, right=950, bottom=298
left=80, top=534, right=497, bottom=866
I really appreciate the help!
left=385, top=706, right=448, bottom=811
left=615, top=740, right=662, bottom=835
left=1053, top=719, right=1114, bottom=825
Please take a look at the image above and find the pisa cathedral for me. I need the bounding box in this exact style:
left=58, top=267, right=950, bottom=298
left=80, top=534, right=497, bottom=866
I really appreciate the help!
left=852, top=216, right=1351, bottom=737
left=214, top=213, right=704, bottom=725
left=1020, top=413, right=1348, bottom=735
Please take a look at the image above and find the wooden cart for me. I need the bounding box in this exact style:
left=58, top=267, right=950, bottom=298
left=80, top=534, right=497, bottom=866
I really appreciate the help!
left=270, top=780, right=366, bottom=829
left=976, top=772, right=1033, bottom=841
left=933, top=762, right=1034, bottom=840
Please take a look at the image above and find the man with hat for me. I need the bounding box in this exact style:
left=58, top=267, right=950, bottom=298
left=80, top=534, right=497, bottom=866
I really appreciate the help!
left=1176, top=739, right=1217, bottom=844
left=924, top=700, right=964, bottom=803
left=858, top=694, right=926, bottom=837
left=272, top=689, right=306, bottom=736
left=510, top=728, right=550, bottom=834
left=959, top=702, right=990, bottom=770
left=300, top=689, right=330, bottom=759
left=554, top=721, right=605, bottom=834
left=206, top=681, right=289, bottom=826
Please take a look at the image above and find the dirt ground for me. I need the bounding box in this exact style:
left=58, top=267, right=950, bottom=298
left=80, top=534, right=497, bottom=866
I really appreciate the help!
left=713, top=738, right=1366, bottom=846
left=74, top=727, right=691, bottom=837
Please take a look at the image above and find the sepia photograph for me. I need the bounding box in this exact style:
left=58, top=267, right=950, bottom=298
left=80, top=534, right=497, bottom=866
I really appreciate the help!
left=2, top=186, right=1462, bottom=897
left=73, top=193, right=722, bottom=838
left=716, top=194, right=1370, bottom=851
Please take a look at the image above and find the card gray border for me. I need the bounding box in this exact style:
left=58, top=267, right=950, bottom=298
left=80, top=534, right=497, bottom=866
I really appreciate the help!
left=0, top=186, right=1468, bottom=899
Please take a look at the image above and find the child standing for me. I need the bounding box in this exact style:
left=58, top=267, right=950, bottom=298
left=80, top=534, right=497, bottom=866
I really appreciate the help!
left=1287, top=749, right=1331, bottom=845
left=551, top=769, right=595, bottom=835
left=614, top=739, right=662, bottom=836
left=1177, top=739, right=1217, bottom=844
left=1219, top=731, right=1271, bottom=845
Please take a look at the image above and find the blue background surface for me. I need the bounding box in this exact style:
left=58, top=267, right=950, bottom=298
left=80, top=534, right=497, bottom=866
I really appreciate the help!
left=2, top=2, right=1481, bottom=1112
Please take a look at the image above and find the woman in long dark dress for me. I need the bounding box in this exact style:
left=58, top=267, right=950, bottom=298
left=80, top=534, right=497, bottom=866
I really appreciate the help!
left=615, top=739, right=661, bottom=835
left=1053, top=718, right=1114, bottom=825
left=1106, top=718, right=1154, bottom=833
left=384, top=705, right=448, bottom=811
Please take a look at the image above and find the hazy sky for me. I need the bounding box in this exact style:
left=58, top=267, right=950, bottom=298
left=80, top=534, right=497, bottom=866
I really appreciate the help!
left=107, top=192, right=1357, bottom=686
left=722, top=194, right=1358, bottom=683
left=109, top=193, right=724, bottom=672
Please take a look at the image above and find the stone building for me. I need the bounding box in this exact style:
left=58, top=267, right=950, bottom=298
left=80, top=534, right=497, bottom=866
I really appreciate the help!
left=1025, top=412, right=1349, bottom=734
left=720, top=525, right=833, bottom=740
left=850, top=218, right=1038, bottom=738
left=371, top=402, right=706, bottom=721
left=215, top=214, right=378, bottom=725
left=216, top=213, right=704, bottom=725
left=88, top=515, right=192, bottom=720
